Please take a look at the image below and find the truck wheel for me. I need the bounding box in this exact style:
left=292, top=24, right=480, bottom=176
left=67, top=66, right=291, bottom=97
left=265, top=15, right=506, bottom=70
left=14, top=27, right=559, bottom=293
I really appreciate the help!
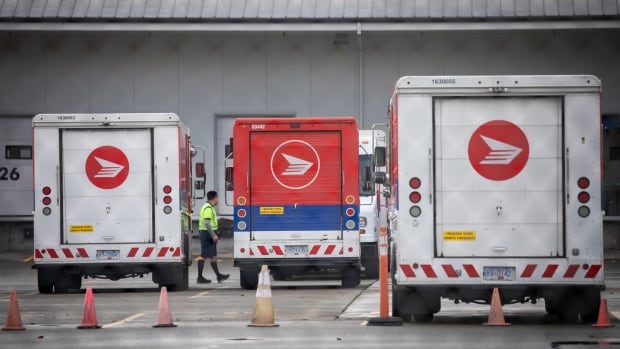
left=240, top=267, right=259, bottom=290
left=55, top=272, right=82, bottom=293
left=413, top=312, right=434, bottom=323
left=37, top=270, right=54, bottom=294
left=168, top=267, right=189, bottom=292
left=154, top=265, right=188, bottom=291
left=363, top=259, right=379, bottom=279
left=341, top=267, right=360, bottom=288
left=391, top=287, right=411, bottom=322
left=558, top=310, right=579, bottom=324
left=557, top=287, right=600, bottom=324
left=580, top=287, right=601, bottom=323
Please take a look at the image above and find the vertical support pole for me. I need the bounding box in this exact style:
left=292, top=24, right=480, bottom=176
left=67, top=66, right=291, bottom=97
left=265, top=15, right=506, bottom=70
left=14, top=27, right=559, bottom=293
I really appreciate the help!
left=367, top=226, right=402, bottom=326
left=378, top=226, right=389, bottom=318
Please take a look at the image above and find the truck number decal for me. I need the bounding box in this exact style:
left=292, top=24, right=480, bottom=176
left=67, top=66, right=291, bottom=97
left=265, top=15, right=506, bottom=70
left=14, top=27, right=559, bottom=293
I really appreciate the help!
left=0, top=167, right=20, bottom=181
left=432, top=78, right=456, bottom=85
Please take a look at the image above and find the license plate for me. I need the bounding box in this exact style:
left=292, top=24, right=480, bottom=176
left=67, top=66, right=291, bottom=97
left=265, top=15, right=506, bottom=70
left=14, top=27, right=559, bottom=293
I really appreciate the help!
left=96, top=250, right=120, bottom=260
left=285, top=245, right=308, bottom=256
left=483, top=266, right=515, bottom=281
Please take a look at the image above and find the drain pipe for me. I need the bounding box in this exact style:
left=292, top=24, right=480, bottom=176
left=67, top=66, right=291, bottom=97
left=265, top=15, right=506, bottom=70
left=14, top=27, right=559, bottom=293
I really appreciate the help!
left=357, top=22, right=364, bottom=128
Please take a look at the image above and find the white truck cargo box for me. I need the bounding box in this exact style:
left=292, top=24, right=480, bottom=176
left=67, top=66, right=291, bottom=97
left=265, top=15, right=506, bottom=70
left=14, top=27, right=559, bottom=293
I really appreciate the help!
left=386, top=75, right=603, bottom=323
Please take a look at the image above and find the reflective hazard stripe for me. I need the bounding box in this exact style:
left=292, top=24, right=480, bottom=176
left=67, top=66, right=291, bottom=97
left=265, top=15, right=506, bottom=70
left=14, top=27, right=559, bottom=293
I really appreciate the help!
left=142, top=247, right=154, bottom=257
left=128, top=247, right=139, bottom=257
left=34, top=246, right=181, bottom=260
left=542, top=264, right=559, bottom=278
left=585, top=264, right=602, bottom=278
left=463, top=264, right=479, bottom=278
left=248, top=244, right=345, bottom=257
left=324, top=245, right=336, bottom=255
left=272, top=246, right=284, bottom=255
left=398, top=262, right=603, bottom=280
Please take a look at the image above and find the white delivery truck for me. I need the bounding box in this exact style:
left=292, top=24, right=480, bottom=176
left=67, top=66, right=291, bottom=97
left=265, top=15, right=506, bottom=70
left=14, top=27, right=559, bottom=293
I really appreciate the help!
left=32, top=113, right=205, bottom=293
left=386, top=75, right=604, bottom=323
left=358, top=129, right=387, bottom=278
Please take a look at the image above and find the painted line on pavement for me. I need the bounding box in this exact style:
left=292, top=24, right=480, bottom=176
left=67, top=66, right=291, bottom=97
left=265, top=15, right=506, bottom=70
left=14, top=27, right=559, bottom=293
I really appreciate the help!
left=190, top=291, right=210, bottom=299
left=102, top=313, right=145, bottom=328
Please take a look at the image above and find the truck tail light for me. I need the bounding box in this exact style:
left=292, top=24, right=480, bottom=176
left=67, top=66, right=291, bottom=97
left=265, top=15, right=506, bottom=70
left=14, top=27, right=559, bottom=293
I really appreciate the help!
left=409, top=177, right=421, bottom=217
left=577, top=177, right=591, bottom=217
left=344, top=195, right=358, bottom=230
left=409, top=192, right=421, bottom=203
left=42, top=186, right=52, bottom=216
left=162, top=185, right=172, bottom=214
left=577, top=191, right=590, bottom=203
left=577, top=177, right=590, bottom=189
left=236, top=196, right=248, bottom=231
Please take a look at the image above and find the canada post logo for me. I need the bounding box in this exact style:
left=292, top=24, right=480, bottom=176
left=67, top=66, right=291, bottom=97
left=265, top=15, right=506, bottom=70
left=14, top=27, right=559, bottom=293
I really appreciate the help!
left=270, top=140, right=320, bottom=189
left=85, top=146, right=130, bottom=189
left=468, top=120, right=529, bottom=181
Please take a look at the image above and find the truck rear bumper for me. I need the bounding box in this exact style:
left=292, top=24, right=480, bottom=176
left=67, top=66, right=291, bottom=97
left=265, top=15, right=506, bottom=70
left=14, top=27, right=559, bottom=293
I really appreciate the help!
left=234, top=257, right=360, bottom=269
left=33, top=261, right=187, bottom=278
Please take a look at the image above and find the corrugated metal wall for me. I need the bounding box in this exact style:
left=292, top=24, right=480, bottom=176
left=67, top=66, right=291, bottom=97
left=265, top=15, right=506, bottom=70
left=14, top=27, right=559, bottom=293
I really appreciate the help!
left=1, top=0, right=619, bottom=19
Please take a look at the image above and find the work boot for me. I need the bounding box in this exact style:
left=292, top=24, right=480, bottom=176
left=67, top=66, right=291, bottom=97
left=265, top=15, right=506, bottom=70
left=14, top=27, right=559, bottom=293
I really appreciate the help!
left=217, top=273, right=230, bottom=283
left=197, top=276, right=212, bottom=284
left=211, top=261, right=230, bottom=283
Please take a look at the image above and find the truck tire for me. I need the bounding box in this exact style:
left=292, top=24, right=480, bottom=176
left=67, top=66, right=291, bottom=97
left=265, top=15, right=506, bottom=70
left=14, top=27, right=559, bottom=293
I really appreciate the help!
left=240, top=267, right=259, bottom=290
left=54, top=272, right=82, bottom=293
left=363, top=258, right=379, bottom=279
left=37, top=269, right=54, bottom=294
left=413, top=312, right=434, bottom=323
left=154, top=265, right=188, bottom=292
left=391, top=286, right=411, bottom=322
left=362, top=245, right=379, bottom=279
left=168, top=267, right=189, bottom=292
left=341, top=267, right=361, bottom=288
left=557, top=287, right=601, bottom=324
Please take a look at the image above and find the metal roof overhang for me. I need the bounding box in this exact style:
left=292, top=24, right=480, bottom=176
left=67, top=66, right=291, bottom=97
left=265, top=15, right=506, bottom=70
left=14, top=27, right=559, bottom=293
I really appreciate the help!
left=0, top=20, right=619, bottom=32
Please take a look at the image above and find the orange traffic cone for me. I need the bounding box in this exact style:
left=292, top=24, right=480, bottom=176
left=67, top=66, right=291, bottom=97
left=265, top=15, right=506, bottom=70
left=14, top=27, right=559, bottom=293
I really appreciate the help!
left=2, top=291, right=25, bottom=331
left=248, top=265, right=278, bottom=327
left=153, top=286, right=176, bottom=328
left=77, top=288, right=101, bottom=329
left=483, top=287, right=511, bottom=326
left=593, top=298, right=614, bottom=328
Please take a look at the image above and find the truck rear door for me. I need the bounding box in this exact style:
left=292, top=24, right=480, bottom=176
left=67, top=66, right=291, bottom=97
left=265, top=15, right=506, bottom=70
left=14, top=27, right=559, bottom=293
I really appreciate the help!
left=434, top=97, right=564, bottom=257
left=62, top=129, right=153, bottom=244
left=249, top=131, right=343, bottom=241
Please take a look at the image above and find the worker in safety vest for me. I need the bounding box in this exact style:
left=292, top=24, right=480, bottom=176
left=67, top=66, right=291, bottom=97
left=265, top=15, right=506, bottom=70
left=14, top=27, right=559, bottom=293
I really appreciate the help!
left=197, top=191, right=230, bottom=284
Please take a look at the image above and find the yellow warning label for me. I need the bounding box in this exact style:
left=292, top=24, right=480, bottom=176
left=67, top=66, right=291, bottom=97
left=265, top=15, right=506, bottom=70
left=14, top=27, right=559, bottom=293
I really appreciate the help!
left=69, top=225, right=94, bottom=233
left=443, top=230, right=476, bottom=241
left=260, top=207, right=284, bottom=215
